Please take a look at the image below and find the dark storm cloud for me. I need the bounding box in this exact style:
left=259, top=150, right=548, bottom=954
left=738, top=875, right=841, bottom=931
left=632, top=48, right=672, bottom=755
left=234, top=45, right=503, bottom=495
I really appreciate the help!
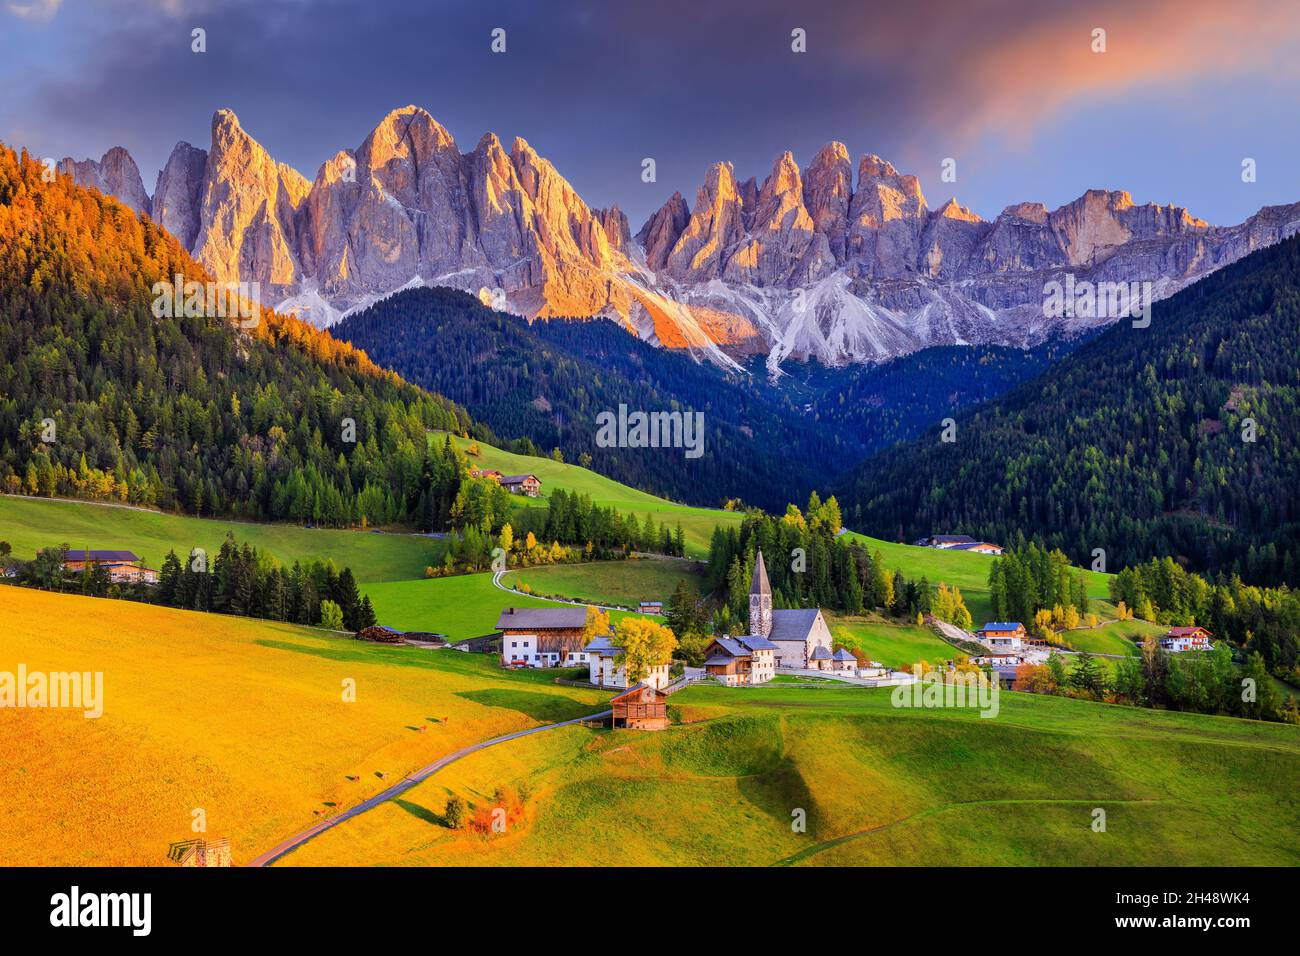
left=3, top=0, right=1299, bottom=228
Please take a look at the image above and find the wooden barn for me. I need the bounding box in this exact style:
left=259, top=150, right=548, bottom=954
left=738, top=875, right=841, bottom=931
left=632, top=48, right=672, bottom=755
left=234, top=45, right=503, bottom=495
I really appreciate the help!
left=610, top=683, right=669, bottom=731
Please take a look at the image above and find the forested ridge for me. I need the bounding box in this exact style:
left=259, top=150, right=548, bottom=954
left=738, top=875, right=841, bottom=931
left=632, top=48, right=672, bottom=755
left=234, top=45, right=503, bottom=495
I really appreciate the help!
left=332, top=285, right=868, bottom=512
left=0, top=143, right=480, bottom=526
left=836, top=233, right=1300, bottom=586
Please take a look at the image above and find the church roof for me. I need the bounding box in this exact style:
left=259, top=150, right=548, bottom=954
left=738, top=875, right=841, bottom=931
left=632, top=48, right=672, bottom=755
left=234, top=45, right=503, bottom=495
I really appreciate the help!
left=832, top=648, right=856, bottom=661
left=750, top=551, right=771, bottom=597
left=768, top=608, right=821, bottom=643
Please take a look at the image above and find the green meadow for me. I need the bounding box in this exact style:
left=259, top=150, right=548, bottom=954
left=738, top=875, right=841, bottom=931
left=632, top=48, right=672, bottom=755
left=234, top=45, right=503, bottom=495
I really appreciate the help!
left=505, top=557, right=703, bottom=609
left=281, top=682, right=1300, bottom=867
left=445, top=433, right=742, bottom=558
left=0, top=495, right=445, bottom=582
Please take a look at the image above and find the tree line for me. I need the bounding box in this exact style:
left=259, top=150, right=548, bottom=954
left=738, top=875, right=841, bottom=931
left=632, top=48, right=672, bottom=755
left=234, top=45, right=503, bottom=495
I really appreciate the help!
left=9, top=533, right=376, bottom=631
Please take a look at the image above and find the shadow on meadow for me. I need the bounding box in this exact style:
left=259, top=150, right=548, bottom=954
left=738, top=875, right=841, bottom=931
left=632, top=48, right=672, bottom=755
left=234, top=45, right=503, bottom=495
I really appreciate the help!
left=455, top=688, right=597, bottom=722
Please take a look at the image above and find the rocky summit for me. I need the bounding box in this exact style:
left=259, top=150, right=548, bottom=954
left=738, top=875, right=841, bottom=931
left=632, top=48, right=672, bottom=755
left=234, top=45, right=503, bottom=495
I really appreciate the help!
left=57, top=106, right=1300, bottom=373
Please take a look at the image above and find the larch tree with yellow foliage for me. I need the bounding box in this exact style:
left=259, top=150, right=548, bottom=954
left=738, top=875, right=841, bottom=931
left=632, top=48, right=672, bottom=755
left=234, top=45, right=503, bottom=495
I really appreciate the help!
left=613, top=617, right=677, bottom=685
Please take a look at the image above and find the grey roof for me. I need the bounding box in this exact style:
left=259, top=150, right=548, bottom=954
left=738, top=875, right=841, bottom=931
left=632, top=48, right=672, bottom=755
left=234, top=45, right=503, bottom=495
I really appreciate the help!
left=750, top=551, right=771, bottom=597
left=704, top=654, right=735, bottom=666
left=64, top=549, right=140, bottom=562
left=737, top=634, right=777, bottom=651
left=709, top=637, right=751, bottom=658
left=499, top=473, right=538, bottom=484
left=929, top=534, right=976, bottom=544
left=810, top=645, right=833, bottom=660
left=769, top=608, right=821, bottom=643
left=832, top=648, right=856, bottom=661
left=582, top=634, right=622, bottom=655
left=496, top=606, right=588, bottom=631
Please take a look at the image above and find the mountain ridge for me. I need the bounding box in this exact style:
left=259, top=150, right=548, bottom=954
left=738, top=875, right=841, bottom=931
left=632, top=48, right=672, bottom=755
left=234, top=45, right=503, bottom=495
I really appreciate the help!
left=46, top=106, right=1300, bottom=372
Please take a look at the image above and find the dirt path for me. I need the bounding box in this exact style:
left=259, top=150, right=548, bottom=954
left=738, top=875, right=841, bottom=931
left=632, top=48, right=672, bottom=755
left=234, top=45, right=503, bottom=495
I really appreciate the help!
left=248, top=708, right=611, bottom=867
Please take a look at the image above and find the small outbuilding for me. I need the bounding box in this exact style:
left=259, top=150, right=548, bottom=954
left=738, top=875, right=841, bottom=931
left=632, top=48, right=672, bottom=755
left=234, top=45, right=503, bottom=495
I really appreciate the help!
left=610, top=682, right=669, bottom=731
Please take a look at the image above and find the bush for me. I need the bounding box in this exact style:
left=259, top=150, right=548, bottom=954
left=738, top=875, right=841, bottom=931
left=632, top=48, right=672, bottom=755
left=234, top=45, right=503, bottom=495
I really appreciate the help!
left=444, top=795, right=467, bottom=829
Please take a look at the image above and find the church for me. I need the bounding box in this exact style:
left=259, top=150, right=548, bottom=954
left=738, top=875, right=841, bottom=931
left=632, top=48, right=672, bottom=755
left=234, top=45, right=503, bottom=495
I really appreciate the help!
left=748, top=550, right=834, bottom=670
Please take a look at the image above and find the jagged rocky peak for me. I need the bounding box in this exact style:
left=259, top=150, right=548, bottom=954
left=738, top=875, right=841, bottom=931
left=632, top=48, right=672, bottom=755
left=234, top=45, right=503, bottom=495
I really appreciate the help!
left=594, top=205, right=631, bottom=253
left=636, top=191, right=690, bottom=272
left=152, top=142, right=208, bottom=250
left=847, top=153, right=928, bottom=278
left=802, top=141, right=854, bottom=262
left=194, top=108, right=310, bottom=294
left=58, top=146, right=151, bottom=217
left=665, top=161, right=747, bottom=281
left=722, top=151, right=833, bottom=286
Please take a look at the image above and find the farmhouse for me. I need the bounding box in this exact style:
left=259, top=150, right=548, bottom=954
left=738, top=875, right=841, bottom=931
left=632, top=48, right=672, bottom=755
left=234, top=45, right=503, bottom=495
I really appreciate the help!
left=499, top=473, right=541, bottom=497
left=638, top=601, right=663, bottom=615
left=610, top=683, right=669, bottom=730
left=496, top=606, right=590, bottom=667
left=748, top=551, right=833, bottom=669
left=62, top=549, right=158, bottom=584
left=913, top=534, right=1002, bottom=554
left=1160, top=625, right=1213, bottom=653
left=979, top=621, right=1026, bottom=651
left=471, top=469, right=502, bottom=482
left=702, top=634, right=777, bottom=685
left=583, top=634, right=671, bottom=689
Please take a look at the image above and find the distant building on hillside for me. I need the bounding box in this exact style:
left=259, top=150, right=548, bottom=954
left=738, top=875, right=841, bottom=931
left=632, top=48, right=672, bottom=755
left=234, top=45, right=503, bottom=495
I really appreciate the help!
left=499, top=474, right=541, bottom=497
left=62, top=549, right=158, bottom=584
left=638, top=601, right=663, bottom=615
left=748, top=551, right=834, bottom=669
left=610, top=683, right=669, bottom=730
left=913, top=534, right=1002, bottom=554
left=1160, top=626, right=1213, bottom=653
left=979, top=622, right=1026, bottom=651
left=497, top=606, right=589, bottom=667
left=472, top=469, right=502, bottom=482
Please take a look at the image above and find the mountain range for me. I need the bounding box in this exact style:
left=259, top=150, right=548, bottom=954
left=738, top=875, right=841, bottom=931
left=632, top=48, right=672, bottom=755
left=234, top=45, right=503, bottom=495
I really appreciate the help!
left=52, top=106, right=1300, bottom=374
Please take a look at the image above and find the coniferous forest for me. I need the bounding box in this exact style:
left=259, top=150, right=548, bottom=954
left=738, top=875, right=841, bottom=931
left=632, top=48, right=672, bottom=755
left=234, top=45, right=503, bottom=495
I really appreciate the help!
left=0, top=145, right=479, bottom=527
left=836, top=233, right=1300, bottom=588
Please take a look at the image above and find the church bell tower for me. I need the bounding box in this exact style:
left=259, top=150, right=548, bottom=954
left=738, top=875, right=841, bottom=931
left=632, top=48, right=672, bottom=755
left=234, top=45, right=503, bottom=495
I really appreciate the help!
left=749, top=550, right=773, bottom=638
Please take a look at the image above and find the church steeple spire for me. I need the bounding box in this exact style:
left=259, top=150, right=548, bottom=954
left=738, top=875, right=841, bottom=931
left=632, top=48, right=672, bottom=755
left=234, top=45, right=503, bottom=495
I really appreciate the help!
left=749, top=550, right=773, bottom=638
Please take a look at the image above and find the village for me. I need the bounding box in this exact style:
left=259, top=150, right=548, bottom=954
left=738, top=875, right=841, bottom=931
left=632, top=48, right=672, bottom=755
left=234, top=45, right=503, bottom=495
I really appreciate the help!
left=22, top=541, right=1220, bottom=738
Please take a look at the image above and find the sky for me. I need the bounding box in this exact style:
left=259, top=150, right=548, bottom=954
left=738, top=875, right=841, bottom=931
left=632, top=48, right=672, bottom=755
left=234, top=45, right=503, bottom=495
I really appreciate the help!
left=2, top=0, right=1299, bottom=229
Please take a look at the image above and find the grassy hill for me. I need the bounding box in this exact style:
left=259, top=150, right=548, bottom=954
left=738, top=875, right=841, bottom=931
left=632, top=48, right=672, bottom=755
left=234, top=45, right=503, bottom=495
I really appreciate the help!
left=504, top=558, right=702, bottom=610
left=446, top=433, right=742, bottom=558
left=280, top=682, right=1300, bottom=867
left=0, top=587, right=608, bottom=866
left=0, top=496, right=446, bottom=583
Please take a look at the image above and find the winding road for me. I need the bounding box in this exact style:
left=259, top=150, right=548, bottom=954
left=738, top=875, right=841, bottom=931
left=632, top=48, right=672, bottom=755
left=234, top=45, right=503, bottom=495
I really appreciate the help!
left=247, top=708, right=611, bottom=867
left=491, top=569, right=627, bottom=612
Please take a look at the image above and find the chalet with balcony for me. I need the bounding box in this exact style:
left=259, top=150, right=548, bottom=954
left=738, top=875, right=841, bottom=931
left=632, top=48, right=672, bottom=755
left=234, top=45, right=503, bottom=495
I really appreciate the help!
left=702, top=634, right=777, bottom=686
left=1160, top=625, right=1213, bottom=653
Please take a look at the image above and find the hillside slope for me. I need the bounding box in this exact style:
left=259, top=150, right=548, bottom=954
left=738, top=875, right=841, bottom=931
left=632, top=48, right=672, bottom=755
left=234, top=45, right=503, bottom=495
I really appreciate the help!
left=0, top=143, right=474, bottom=527
left=280, top=684, right=1300, bottom=867
left=836, top=234, right=1300, bottom=585
left=0, top=587, right=606, bottom=866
